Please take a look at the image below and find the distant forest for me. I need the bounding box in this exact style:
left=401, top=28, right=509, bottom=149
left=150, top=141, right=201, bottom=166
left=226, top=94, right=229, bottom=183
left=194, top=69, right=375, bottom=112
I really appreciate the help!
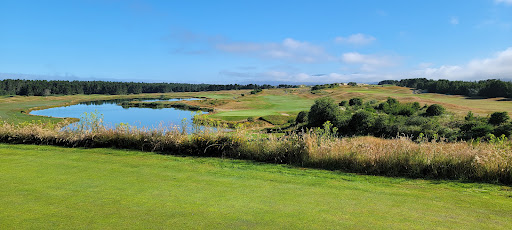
left=0, top=79, right=298, bottom=96
left=379, top=78, right=512, bottom=98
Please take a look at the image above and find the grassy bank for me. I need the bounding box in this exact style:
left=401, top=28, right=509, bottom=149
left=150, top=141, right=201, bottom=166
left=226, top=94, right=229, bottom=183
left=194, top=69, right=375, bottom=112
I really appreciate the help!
left=1, top=121, right=511, bottom=184
left=1, top=144, right=511, bottom=229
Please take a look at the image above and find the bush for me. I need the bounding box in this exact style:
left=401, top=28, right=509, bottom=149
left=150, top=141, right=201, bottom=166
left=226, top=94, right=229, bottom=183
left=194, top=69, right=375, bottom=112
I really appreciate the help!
left=465, top=111, right=475, bottom=121
left=471, top=124, right=494, bottom=138
left=295, top=111, right=308, bottom=124
left=412, top=102, right=421, bottom=110
left=348, top=111, right=374, bottom=135
left=489, top=111, right=509, bottom=125
left=250, top=89, right=262, bottom=94
left=397, top=105, right=416, bottom=116
left=386, top=97, right=398, bottom=105
left=376, top=99, right=418, bottom=116
left=339, top=100, right=348, bottom=106
left=426, top=104, right=445, bottom=116
left=494, top=123, right=512, bottom=137
left=308, top=97, right=341, bottom=127
left=349, top=97, right=363, bottom=106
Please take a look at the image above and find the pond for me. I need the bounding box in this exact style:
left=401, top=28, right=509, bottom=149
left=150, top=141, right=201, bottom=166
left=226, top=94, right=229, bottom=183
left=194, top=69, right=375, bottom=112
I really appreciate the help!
left=30, top=98, right=208, bottom=131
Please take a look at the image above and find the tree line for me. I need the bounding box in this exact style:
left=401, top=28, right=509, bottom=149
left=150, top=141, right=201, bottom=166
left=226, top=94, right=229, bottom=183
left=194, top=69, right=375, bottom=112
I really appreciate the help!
left=0, top=79, right=284, bottom=96
left=379, top=78, right=512, bottom=98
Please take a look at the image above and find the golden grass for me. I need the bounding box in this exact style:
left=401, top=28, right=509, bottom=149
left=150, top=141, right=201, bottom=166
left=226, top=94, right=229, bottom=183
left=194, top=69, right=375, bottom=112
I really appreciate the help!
left=1, top=120, right=511, bottom=184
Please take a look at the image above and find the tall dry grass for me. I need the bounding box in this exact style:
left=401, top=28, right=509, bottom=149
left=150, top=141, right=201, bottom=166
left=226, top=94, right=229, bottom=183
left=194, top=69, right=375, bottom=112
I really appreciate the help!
left=0, top=119, right=511, bottom=184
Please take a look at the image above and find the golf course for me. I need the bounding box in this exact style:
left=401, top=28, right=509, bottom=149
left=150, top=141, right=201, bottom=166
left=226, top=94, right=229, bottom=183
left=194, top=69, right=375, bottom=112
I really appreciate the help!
left=1, top=84, right=512, bottom=228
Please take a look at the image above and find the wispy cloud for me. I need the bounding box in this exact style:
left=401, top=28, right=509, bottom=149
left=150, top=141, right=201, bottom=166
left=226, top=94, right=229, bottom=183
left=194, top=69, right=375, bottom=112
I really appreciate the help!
left=335, top=33, right=376, bottom=45
left=164, top=29, right=225, bottom=55
left=475, top=19, right=511, bottom=30
left=219, top=70, right=393, bottom=84
left=341, top=52, right=397, bottom=72
left=412, top=47, right=512, bottom=80
left=450, top=17, right=459, bottom=25
left=495, top=0, right=512, bottom=5
left=216, top=38, right=332, bottom=62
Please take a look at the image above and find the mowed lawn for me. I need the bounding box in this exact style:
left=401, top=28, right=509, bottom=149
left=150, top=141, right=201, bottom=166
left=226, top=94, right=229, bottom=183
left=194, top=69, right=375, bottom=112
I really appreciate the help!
left=209, top=94, right=314, bottom=121
left=1, top=144, right=511, bottom=229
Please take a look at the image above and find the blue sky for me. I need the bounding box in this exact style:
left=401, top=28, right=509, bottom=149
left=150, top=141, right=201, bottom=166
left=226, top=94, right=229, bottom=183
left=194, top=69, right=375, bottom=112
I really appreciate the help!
left=1, top=0, right=511, bottom=84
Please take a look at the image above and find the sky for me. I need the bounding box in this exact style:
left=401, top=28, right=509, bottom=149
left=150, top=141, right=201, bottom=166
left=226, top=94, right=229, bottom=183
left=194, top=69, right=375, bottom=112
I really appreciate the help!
left=1, top=0, right=511, bottom=84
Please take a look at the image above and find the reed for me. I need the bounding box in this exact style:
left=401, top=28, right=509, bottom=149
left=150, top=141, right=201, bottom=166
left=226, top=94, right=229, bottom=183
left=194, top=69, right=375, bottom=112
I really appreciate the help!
left=0, top=118, right=511, bottom=184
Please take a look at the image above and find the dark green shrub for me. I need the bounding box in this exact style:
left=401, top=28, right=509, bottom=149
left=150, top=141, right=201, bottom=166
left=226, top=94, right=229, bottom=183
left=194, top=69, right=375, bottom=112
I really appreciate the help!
left=386, top=97, right=398, bottom=105
left=471, top=124, right=494, bottom=138
left=376, top=102, right=385, bottom=110
left=426, top=104, right=445, bottom=116
left=348, top=111, right=374, bottom=135
left=397, top=105, right=416, bottom=116
left=494, top=123, right=512, bottom=137
left=465, top=111, right=474, bottom=121
left=339, top=100, right=348, bottom=106
left=295, top=111, right=308, bottom=124
left=308, top=97, right=341, bottom=127
left=377, top=100, right=417, bottom=116
left=405, top=116, right=429, bottom=126
left=349, top=97, right=363, bottom=106
left=489, top=111, right=509, bottom=125
left=412, top=102, right=421, bottom=110
left=250, top=88, right=262, bottom=94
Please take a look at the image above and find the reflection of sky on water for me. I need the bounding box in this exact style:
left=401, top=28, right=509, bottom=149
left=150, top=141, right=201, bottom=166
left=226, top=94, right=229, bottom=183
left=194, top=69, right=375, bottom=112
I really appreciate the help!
left=30, top=98, right=207, bottom=131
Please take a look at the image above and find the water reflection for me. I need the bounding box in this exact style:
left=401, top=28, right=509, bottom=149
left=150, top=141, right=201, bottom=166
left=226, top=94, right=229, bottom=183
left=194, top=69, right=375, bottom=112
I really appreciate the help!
left=30, top=98, right=209, bottom=132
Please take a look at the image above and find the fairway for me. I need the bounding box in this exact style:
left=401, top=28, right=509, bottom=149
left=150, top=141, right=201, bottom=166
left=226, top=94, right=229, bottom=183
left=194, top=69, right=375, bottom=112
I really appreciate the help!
left=209, top=94, right=314, bottom=121
left=1, top=144, right=511, bottom=229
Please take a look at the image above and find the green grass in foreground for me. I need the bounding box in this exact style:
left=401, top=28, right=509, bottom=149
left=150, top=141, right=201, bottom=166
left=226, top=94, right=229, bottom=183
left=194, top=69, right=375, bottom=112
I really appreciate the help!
left=1, top=144, right=511, bottom=229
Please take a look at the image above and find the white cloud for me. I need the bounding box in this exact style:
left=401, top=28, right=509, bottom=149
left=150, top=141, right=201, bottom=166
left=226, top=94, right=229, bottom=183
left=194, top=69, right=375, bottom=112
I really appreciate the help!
left=216, top=38, right=331, bottom=62
left=412, top=47, right=512, bottom=80
left=450, top=17, right=459, bottom=25
left=219, top=70, right=395, bottom=84
left=341, top=52, right=396, bottom=72
left=335, top=33, right=376, bottom=45
left=495, top=0, right=512, bottom=5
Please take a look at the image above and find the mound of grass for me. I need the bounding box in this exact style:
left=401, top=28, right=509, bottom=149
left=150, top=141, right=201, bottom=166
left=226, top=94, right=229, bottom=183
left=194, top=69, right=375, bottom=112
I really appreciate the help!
left=260, top=115, right=292, bottom=125
left=1, top=144, right=512, bottom=229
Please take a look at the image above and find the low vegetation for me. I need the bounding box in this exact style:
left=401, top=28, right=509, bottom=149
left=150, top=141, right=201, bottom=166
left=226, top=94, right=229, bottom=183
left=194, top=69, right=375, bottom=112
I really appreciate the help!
left=1, top=114, right=511, bottom=184
left=301, top=96, right=512, bottom=142
left=119, top=101, right=214, bottom=112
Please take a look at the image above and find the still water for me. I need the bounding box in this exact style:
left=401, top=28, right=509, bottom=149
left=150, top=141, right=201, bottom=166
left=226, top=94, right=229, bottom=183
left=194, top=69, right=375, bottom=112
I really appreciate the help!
left=30, top=98, right=206, bottom=131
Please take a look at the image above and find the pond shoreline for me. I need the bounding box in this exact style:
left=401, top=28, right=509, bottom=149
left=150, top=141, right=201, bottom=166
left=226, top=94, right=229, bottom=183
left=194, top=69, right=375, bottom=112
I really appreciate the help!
left=26, top=96, right=212, bottom=130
